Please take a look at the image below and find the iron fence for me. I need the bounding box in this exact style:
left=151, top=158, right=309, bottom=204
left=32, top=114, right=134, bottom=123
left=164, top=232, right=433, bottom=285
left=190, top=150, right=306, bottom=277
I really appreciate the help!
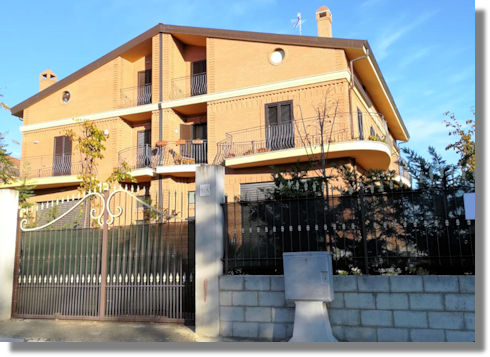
left=222, top=186, right=475, bottom=275
left=14, top=185, right=196, bottom=322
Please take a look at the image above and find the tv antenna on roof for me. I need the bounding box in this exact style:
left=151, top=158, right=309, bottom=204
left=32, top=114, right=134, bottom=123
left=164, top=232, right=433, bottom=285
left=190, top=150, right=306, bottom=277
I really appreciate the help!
left=291, top=12, right=305, bottom=35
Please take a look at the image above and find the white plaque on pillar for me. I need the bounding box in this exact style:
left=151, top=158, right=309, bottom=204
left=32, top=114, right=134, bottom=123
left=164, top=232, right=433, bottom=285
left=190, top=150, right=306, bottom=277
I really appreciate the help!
left=200, top=184, right=211, bottom=197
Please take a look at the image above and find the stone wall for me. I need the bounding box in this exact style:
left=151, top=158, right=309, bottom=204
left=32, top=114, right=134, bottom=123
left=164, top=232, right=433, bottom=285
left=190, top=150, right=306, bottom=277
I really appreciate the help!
left=218, top=275, right=475, bottom=342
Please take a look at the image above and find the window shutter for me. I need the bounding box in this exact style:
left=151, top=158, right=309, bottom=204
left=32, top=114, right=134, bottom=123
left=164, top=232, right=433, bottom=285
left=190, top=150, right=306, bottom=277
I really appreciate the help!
left=63, top=136, right=72, bottom=156
left=180, top=124, right=192, bottom=140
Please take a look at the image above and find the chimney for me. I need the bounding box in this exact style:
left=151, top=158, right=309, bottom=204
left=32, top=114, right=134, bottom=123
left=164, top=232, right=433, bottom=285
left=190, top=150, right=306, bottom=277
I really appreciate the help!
left=316, top=6, right=332, bottom=37
left=40, top=69, right=57, bottom=91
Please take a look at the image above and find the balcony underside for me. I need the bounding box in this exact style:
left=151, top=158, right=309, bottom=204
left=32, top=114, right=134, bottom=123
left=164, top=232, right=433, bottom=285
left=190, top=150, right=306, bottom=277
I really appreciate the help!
left=156, top=164, right=199, bottom=177
left=129, top=168, right=155, bottom=182
left=224, top=141, right=391, bottom=171
left=0, top=175, right=82, bottom=190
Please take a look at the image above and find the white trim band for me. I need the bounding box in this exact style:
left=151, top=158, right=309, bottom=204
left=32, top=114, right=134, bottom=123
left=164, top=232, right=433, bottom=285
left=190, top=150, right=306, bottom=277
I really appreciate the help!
left=20, top=70, right=351, bottom=133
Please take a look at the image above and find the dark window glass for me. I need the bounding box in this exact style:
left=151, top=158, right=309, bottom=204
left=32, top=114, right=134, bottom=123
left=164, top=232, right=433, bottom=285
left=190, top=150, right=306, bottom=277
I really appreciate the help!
left=357, top=109, right=364, bottom=140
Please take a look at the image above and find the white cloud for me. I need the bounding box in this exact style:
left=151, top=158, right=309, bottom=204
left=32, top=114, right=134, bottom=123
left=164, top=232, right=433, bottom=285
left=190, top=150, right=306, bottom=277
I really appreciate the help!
left=375, top=11, right=437, bottom=61
left=398, top=47, right=433, bottom=68
left=446, top=67, right=474, bottom=84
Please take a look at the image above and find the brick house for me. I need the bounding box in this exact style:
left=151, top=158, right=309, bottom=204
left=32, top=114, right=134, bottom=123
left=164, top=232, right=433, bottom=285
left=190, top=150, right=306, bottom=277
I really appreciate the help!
left=4, top=6, right=410, bottom=206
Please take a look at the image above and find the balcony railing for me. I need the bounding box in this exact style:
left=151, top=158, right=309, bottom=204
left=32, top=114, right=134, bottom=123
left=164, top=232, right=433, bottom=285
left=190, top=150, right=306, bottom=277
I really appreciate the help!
left=120, top=84, right=152, bottom=107
left=170, top=73, right=207, bottom=99
left=214, top=112, right=391, bottom=164
left=20, top=155, right=84, bottom=179
left=159, top=140, right=208, bottom=165
left=118, top=145, right=162, bottom=170
left=118, top=140, right=208, bottom=170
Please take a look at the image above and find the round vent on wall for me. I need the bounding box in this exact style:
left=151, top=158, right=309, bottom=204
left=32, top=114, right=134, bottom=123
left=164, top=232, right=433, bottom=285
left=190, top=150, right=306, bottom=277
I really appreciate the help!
left=62, top=91, right=71, bottom=103
left=270, top=49, right=285, bottom=65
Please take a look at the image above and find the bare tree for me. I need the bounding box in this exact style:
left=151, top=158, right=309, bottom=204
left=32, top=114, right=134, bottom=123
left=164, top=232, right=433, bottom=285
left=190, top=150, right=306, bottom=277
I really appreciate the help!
left=295, top=93, right=340, bottom=192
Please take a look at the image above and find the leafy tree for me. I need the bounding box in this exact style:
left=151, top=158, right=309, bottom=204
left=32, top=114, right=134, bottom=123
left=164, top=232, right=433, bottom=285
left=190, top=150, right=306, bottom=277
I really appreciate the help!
left=107, top=161, right=137, bottom=184
left=263, top=161, right=324, bottom=200
left=402, top=146, right=468, bottom=189
left=443, top=111, right=475, bottom=184
left=65, top=120, right=107, bottom=192
left=0, top=132, right=16, bottom=184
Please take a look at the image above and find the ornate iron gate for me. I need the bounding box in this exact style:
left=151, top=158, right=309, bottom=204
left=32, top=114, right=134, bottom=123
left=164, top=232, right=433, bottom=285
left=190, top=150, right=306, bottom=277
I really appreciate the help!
left=12, top=185, right=195, bottom=323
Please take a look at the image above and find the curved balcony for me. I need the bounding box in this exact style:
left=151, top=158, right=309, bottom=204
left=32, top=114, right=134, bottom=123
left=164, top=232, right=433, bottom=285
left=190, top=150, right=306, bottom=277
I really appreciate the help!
left=215, top=113, right=394, bottom=171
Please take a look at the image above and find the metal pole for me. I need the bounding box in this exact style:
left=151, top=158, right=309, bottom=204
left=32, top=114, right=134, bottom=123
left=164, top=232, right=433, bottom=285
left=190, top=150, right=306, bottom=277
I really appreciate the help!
left=11, top=209, right=22, bottom=318
left=99, top=190, right=109, bottom=319
left=359, top=187, right=369, bottom=274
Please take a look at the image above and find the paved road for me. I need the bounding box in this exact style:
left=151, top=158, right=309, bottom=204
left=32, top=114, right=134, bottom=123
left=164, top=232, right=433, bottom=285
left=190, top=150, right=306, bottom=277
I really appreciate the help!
left=0, top=319, right=215, bottom=342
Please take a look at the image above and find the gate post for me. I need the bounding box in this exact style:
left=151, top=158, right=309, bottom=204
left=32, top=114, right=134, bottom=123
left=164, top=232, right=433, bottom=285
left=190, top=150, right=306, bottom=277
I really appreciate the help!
left=0, top=189, right=19, bottom=320
left=195, top=165, right=225, bottom=338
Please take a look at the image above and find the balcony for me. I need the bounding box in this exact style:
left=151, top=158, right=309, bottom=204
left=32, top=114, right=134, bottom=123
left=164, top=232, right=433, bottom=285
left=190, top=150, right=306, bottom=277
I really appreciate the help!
left=120, top=84, right=152, bottom=108
left=17, top=155, right=84, bottom=188
left=170, top=73, right=207, bottom=99
left=156, top=140, right=208, bottom=177
left=215, top=112, right=393, bottom=171
left=118, top=141, right=208, bottom=178
left=117, top=145, right=162, bottom=180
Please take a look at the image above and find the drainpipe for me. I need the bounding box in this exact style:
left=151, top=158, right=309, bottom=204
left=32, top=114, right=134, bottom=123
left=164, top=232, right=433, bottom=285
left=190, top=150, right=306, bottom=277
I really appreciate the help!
left=348, top=48, right=370, bottom=139
left=158, top=32, right=163, bottom=211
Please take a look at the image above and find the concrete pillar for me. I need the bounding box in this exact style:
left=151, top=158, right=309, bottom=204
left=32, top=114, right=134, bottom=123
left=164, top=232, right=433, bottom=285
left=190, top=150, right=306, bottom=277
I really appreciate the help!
left=0, top=189, right=19, bottom=320
left=195, top=165, right=225, bottom=338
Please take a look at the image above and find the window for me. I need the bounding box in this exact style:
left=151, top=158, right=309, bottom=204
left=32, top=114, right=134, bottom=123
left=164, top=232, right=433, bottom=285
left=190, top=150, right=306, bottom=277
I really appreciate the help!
left=137, top=130, right=152, bottom=168
left=191, top=60, right=207, bottom=96
left=137, top=69, right=152, bottom=105
left=357, top=109, right=364, bottom=140
left=265, top=101, right=294, bottom=150
left=53, top=136, right=72, bottom=176
left=269, top=49, right=285, bottom=65
left=62, top=91, right=70, bottom=103
left=192, top=123, right=207, bottom=140
left=370, top=126, right=375, bottom=137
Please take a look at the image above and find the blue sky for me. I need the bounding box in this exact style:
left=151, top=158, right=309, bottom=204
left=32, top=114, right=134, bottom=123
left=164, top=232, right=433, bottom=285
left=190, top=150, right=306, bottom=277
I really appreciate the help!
left=0, top=0, right=475, bottom=164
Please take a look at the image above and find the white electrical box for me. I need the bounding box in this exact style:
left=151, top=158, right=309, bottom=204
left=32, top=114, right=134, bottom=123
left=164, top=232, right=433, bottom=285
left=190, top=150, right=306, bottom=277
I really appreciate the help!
left=283, top=251, right=334, bottom=302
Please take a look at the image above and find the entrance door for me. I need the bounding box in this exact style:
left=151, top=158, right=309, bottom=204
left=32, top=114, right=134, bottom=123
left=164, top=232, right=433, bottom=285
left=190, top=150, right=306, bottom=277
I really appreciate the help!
left=265, top=101, right=294, bottom=151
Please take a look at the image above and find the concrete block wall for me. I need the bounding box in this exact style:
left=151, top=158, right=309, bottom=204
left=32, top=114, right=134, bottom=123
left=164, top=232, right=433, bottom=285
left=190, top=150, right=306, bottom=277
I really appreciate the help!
left=218, top=275, right=475, bottom=342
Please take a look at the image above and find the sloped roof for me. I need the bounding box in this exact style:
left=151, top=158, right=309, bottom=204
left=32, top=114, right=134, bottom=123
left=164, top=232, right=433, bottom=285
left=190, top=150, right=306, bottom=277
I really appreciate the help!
left=10, top=23, right=408, bottom=140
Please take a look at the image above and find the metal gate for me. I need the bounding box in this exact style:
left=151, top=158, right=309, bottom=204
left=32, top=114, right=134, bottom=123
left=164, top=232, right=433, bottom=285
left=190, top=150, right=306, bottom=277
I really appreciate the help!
left=12, top=185, right=195, bottom=323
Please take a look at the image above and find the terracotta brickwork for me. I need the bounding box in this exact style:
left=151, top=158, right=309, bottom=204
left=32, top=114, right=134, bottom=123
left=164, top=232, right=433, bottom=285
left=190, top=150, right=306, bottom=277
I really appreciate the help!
left=9, top=23, right=408, bottom=206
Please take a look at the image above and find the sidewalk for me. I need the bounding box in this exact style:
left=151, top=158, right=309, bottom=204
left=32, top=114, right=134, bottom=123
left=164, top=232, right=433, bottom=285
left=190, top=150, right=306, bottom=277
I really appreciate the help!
left=0, top=319, right=219, bottom=342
